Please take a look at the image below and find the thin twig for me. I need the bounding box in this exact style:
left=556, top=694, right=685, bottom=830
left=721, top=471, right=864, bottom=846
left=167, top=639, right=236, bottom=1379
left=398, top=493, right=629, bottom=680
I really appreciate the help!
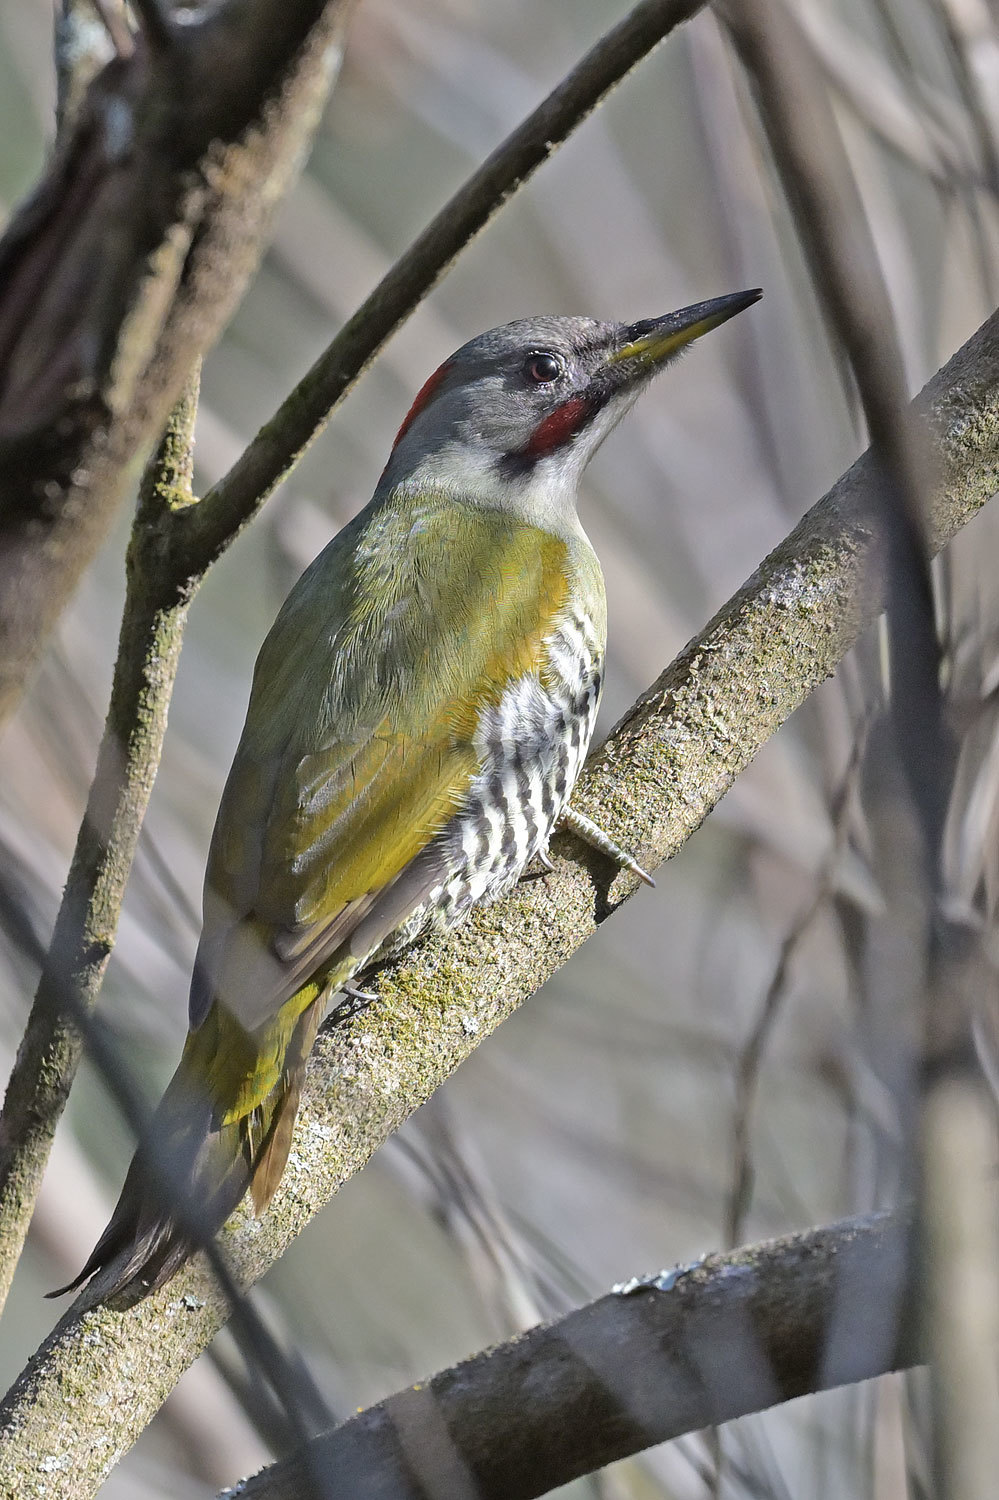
left=935, top=0, right=999, bottom=195
left=726, top=885, right=828, bottom=1247
left=725, top=727, right=868, bottom=1249
left=789, top=0, right=983, bottom=188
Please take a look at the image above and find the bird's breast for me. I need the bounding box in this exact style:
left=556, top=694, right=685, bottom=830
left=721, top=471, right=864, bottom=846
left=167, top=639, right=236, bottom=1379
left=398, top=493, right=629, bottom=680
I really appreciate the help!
left=430, top=604, right=605, bottom=927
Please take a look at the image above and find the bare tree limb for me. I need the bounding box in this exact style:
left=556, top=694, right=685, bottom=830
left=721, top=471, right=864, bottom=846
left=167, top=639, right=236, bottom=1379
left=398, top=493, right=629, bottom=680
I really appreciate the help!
left=1, top=305, right=997, bottom=1500
left=223, top=1208, right=918, bottom=1500
left=0, top=369, right=201, bottom=1314
left=0, top=0, right=356, bottom=728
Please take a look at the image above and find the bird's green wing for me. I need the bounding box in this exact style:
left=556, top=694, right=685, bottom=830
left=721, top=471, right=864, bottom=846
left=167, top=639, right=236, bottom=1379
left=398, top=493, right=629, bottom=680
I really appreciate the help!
left=192, top=497, right=573, bottom=1041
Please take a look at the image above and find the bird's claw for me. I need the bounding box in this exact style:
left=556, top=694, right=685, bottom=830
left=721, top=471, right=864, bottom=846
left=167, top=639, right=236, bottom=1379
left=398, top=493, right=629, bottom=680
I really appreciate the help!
left=558, top=805, right=656, bottom=888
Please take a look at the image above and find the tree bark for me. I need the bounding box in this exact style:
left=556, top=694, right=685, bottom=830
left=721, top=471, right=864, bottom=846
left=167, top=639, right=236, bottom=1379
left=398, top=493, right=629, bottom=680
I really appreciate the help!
left=0, top=0, right=355, bottom=728
left=226, top=1209, right=918, bottom=1500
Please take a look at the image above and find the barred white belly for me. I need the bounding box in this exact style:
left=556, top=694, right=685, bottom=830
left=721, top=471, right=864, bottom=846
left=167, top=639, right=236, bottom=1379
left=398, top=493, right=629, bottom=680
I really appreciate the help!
left=357, top=607, right=604, bottom=974
left=434, top=608, right=602, bottom=925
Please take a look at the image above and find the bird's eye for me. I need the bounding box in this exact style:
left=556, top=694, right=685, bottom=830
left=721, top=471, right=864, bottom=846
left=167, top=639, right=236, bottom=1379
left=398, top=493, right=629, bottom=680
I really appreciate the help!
left=524, top=351, right=564, bottom=385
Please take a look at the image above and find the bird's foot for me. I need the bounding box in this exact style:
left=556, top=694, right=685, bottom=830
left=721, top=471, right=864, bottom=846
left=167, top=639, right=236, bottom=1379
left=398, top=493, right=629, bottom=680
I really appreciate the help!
left=327, top=981, right=379, bottom=1027
left=519, top=843, right=556, bottom=882
left=558, top=805, right=655, bottom=888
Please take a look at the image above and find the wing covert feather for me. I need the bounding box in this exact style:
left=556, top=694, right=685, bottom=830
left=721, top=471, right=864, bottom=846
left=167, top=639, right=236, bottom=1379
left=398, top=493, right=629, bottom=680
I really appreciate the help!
left=192, top=494, right=574, bottom=1034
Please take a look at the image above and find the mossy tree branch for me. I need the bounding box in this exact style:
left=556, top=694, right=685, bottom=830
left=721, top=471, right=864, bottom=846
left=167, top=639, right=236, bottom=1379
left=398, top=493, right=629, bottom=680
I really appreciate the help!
left=0, top=368, right=202, bottom=1315
left=226, top=1208, right=918, bottom=1500
left=1, top=308, right=997, bottom=1500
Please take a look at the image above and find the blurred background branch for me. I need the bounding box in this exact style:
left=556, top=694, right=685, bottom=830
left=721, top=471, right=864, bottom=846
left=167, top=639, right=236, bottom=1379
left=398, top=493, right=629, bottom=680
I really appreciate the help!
left=723, top=6, right=999, bottom=1496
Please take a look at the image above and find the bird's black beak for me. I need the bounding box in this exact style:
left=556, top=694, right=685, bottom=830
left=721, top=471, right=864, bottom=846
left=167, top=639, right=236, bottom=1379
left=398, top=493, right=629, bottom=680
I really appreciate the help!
left=605, top=289, right=762, bottom=381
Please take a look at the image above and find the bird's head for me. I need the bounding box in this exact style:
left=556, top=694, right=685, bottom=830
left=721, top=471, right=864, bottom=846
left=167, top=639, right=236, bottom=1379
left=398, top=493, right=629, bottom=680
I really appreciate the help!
left=379, top=291, right=761, bottom=530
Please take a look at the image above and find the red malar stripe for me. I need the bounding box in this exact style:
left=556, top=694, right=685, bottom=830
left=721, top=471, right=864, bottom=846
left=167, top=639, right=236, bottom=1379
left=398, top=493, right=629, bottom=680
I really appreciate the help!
left=392, top=360, right=452, bottom=448
left=525, top=395, right=593, bottom=455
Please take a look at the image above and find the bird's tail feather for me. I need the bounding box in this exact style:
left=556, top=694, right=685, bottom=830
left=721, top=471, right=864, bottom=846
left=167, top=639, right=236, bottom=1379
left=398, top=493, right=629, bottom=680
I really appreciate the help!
left=250, top=1001, right=322, bottom=1213
left=50, top=1008, right=318, bottom=1301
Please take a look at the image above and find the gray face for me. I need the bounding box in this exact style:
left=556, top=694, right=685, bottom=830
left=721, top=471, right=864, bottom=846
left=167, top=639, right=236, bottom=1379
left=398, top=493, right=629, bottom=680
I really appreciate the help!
left=377, top=316, right=644, bottom=524
left=416, top=315, right=620, bottom=455
left=375, top=292, right=762, bottom=526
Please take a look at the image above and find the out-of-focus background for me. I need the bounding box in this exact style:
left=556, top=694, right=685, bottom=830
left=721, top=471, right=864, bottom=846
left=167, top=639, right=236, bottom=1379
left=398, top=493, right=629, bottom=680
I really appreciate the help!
left=1, top=1, right=998, bottom=1495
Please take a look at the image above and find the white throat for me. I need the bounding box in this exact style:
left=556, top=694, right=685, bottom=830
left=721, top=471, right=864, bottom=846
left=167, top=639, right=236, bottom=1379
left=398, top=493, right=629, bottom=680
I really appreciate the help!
left=381, top=393, right=635, bottom=539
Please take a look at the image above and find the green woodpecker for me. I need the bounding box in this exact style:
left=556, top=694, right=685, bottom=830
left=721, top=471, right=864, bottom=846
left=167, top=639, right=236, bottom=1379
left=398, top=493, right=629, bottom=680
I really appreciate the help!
left=61, top=290, right=760, bottom=1298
